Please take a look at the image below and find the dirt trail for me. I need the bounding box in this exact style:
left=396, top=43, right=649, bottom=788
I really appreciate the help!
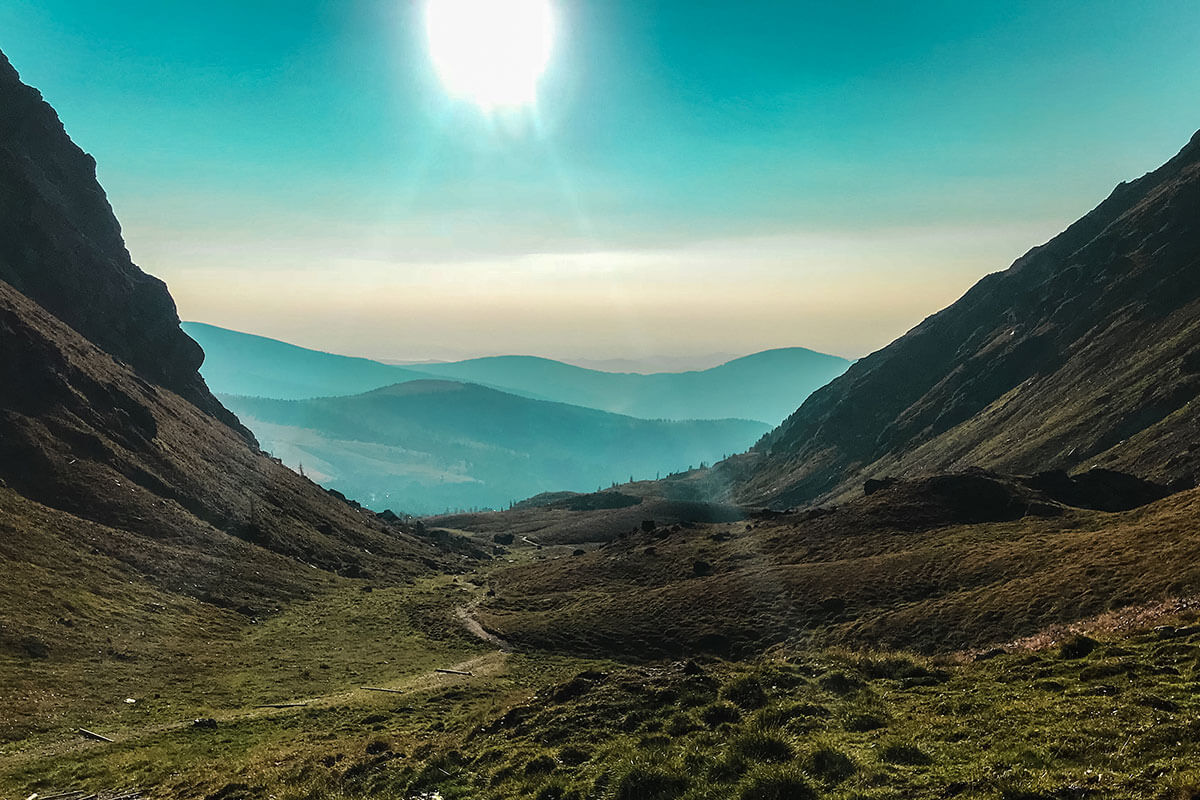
left=2, top=582, right=517, bottom=776
left=456, top=601, right=514, bottom=653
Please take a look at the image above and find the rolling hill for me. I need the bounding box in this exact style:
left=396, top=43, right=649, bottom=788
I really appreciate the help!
left=397, top=349, right=852, bottom=424
left=220, top=381, right=769, bottom=515
left=183, top=322, right=850, bottom=425
left=180, top=322, right=442, bottom=400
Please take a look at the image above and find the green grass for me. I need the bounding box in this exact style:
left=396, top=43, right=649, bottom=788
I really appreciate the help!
left=8, top=495, right=1200, bottom=800
left=475, top=489, right=1200, bottom=658
left=368, top=623, right=1200, bottom=800
left=10, top=612, right=1200, bottom=799
left=0, top=571, right=499, bottom=792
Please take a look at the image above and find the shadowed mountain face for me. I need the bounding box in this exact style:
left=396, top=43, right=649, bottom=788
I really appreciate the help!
left=221, top=381, right=769, bottom=515
left=0, top=50, right=444, bottom=602
left=0, top=52, right=241, bottom=434
left=729, top=130, right=1200, bottom=508
left=183, top=322, right=851, bottom=425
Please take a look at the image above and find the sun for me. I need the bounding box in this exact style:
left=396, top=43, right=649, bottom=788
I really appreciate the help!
left=425, top=0, right=556, bottom=111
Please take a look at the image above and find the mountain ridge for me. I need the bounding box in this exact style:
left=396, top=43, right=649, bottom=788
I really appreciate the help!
left=0, top=51, right=244, bottom=437
left=0, top=48, right=448, bottom=602
left=724, top=127, right=1200, bottom=507
left=184, top=321, right=850, bottom=424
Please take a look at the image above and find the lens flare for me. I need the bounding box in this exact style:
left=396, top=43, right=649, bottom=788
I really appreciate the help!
left=425, top=0, right=556, bottom=110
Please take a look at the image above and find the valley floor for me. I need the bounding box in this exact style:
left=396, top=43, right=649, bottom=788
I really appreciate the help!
left=5, top=547, right=1200, bottom=800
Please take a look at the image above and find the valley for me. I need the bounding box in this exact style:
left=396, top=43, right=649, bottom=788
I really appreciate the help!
left=7, top=500, right=1200, bottom=800
left=2, top=21, right=1200, bottom=800
left=219, top=381, right=768, bottom=515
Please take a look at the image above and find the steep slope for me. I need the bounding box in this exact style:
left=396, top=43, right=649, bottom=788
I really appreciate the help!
left=0, top=52, right=240, bottom=433
left=0, top=284, right=441, bottom=585
left=221, top=381, right=769, bottom=514
left=184, top=321, right=851, bottom=425
left=733, top=129, right=1200, bottom=507
left=0, top=50, right=444, bottom=597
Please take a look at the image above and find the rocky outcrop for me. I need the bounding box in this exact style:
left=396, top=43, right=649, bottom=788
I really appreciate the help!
left=0, top=49, right=446, bottom=600
left=0, top=51, right=243, bottom=435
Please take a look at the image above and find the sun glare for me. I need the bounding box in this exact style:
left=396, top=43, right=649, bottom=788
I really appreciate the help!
left=425, top=0, right=556, bottom=110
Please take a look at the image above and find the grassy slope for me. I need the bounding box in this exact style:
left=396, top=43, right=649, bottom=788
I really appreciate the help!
left=0, top=488, right=494, bottom=794
left=0, top=489, right=480, bottom=745
left=471, top=487, right=1200, bottom=659
left=379, top=628, right=1200, bottom=800
left=732, top=130, right=1200, bottom=508
left=8, top=582, right=1200, bottom=800
left=0, top=282, right=447, bottom=593
left=6, top=484, right=1200, bottom=800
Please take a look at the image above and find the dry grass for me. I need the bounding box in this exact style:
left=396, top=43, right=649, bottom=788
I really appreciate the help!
left=476, top=487, right=1200, bottom=658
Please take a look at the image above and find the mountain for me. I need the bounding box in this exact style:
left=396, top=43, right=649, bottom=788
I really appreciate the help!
left=560, top=352, right=741, bottom=373
left=0, top=50, right=444, bottom=613
left=404, top=349, right=852, bottom=425
left=0, top=57, right=244, bottom=436
left=184, top=321, right=851, bottom=425
left=8, top=42, right=1200, bottom=800
left=723, top=129, right=1200, bottom=508
left=181, top=321, right=443, bottom=400
left=220, top=381, right=769, bottom=515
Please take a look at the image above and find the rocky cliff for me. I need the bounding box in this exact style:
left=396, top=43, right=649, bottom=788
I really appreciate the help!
left=0, top=51, right=242, bottom=433
left=0, top=49, right=445, bottom=604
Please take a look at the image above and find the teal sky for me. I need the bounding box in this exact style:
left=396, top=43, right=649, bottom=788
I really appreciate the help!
left=3, top=1, right=1199, bottom=361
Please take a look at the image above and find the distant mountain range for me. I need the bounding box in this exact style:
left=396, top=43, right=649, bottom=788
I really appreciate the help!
left=183, top=322, right=850, bottom=425
left=221, top=381, right=768, bottom=515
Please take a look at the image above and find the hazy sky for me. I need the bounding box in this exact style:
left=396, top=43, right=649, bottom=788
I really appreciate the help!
left=3, top=1, right=1199, bottom=361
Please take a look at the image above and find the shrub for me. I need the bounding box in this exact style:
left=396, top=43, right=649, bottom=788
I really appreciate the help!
left=729, top=732, right=794, bottom=764
left=676, top=681, right=718, bottom=708
left=613, top=765, right=688, bottom=800
left=702, top=702, right=742, bottom=726
left=558, top=745, right=591, bottom=766
left=525, top=754, right=557, bottom=776
left=879, top=742, right=932, bottom=765
left=804, top=746, right=856, bottom=783
left=736, top=767, right=817, bottom=800
left=818, top=671, right=864, bottom=696
left=752, top=702, right=828, bottom=731
left=638, top=734, right=672, bottom=749
left=666, top=713, right=700, bottom=736
left=1079, top=662, right=1131, bottom=681
left=844, top=713, right=887, bottom=732
left=1059, top=635, right=1099, bottom=659
left=857, top=654, right=929, bottom=680
left=723, top=676, right=768, bottom=710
